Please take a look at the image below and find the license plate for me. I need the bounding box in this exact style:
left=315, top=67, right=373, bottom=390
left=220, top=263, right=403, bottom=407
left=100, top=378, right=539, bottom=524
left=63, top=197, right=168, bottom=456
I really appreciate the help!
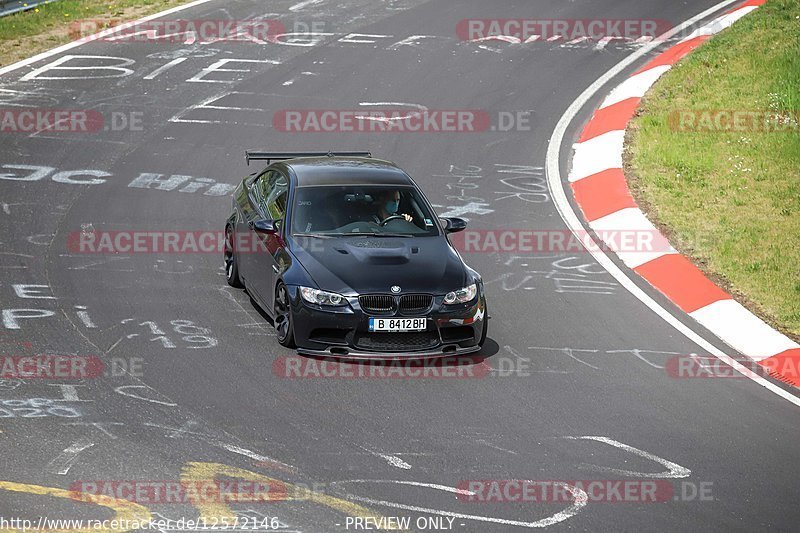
left=369, top=317, right=426, bottom=332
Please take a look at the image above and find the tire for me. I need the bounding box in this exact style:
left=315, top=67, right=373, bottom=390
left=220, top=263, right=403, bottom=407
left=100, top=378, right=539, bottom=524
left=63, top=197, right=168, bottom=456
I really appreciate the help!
left=274, top=283, right=296, bottom=348
left=224, top=225, right=243, bottom=288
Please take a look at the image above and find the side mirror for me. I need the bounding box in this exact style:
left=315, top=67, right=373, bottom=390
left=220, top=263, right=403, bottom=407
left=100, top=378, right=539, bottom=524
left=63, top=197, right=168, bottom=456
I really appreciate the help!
left=441, top=217, right=468, bottom=233
left=249, top=219, right=277, bottom=234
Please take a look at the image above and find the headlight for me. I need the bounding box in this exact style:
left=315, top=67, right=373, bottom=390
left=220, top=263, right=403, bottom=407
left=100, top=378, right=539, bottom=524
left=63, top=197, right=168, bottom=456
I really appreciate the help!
left=300, top=287, right=347, bottom=306
left=443, top=283, right=477, bottom=305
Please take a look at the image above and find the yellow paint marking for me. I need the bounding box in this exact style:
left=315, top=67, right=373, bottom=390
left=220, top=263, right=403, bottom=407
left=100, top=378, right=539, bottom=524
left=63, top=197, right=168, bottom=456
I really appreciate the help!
left=181, top=462, right=403, bottom=530
left=0, top=480, right=150, bottom=533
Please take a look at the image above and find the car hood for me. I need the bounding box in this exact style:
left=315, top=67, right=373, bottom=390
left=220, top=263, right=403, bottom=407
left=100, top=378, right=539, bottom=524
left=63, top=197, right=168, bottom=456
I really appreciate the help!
left=290, top=235, right=468, bottom=296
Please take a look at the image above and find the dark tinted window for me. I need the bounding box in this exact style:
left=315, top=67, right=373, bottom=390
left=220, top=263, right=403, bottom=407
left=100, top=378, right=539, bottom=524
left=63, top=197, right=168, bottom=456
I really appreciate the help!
left=292, top=186, right=439, bottom=236
left=265, top=172, right=289, bottom=221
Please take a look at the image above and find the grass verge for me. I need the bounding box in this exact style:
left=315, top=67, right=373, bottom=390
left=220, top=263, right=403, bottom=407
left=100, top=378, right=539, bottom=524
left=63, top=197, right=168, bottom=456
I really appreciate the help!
left=0, top=0, right=192, bottom=68
left=627, top=0, right=800, bottom=339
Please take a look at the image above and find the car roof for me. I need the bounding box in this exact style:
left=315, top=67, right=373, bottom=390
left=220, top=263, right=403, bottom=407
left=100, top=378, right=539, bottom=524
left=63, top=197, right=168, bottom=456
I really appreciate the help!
left=277, top=157, right=414, bottom=187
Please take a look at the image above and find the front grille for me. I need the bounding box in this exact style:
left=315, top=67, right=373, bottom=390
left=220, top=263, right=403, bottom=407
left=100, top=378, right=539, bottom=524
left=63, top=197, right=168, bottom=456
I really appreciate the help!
left=399, top=294, right=433, bottom=314
left=359, top=295, right=395, bottom=314
left=355, top=331, right=440, bottom=352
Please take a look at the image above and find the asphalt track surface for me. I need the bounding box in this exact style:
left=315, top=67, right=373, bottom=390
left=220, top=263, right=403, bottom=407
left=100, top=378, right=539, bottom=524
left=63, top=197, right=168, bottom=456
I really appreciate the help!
left=1, top=0, right=799, bottom=531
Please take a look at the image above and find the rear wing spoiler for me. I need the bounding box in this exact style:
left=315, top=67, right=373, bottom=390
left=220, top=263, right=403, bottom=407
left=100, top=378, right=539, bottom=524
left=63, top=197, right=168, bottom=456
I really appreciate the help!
left=245, top=151, right=372, bottom=166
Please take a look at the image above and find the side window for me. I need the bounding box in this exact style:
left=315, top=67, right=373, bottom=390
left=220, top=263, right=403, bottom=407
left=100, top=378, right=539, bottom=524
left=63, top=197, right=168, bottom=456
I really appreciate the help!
left=265, top=172, right=289, bottom=230
left=251, top=170, right=288, bottom=216
left=250, top=169, right=270, bottom=209
left=257, top=170, right=274, bottom=206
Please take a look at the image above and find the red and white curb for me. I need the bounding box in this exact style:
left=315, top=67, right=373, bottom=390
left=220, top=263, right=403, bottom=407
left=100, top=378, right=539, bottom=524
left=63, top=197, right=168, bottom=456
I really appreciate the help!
left=568, top=0, right=800, bottom=387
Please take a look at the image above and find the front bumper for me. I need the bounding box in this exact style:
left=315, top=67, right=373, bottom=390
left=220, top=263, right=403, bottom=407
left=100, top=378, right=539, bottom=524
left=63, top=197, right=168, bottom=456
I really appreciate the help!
left=288, top=286, right=488, bottom=359
left=295, top=344, right=482, bottom=360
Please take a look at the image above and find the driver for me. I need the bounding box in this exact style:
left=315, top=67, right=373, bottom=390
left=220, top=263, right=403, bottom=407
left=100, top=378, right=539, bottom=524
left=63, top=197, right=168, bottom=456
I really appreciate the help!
left=372, top=190, right=413, bottom=224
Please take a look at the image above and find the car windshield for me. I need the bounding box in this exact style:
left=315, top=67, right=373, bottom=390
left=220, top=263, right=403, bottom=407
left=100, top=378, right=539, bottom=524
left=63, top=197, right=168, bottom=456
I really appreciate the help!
left=292, top=185, right=440, bottom=236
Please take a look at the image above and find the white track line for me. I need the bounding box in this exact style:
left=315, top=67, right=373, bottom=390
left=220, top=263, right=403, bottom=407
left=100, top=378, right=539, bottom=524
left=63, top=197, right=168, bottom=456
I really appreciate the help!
left=564, top=436, right=691, bottom=478
left=143, top=57, right=187, bottom=79
left=332, top=479, right=476, bottom=497
left=47, top=438, right=95, bottom=475
left=289, top=0, right=325, bottom=12
left=357, top=446, right=413, bottom=470
left=545, top=0, right=800, bottom=408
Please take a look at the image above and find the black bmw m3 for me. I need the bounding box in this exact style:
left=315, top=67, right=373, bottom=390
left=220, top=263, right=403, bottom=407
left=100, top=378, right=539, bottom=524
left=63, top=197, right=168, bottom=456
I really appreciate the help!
left=224, top=152, right=488, bottom=358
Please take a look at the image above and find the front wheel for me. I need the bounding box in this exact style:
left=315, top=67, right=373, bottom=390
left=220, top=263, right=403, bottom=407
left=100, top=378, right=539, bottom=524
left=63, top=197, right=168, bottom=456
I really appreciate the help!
left=224, top=225, right=243, bottom=288
left=274, top=283, right=296, bottom=348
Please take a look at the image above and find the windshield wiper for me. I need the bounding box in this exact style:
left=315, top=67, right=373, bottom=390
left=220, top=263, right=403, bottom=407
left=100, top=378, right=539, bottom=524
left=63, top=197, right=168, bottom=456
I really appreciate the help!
left=342, top=232, right=412, bottom=237
left=293, top=233, right=334, bottom=239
